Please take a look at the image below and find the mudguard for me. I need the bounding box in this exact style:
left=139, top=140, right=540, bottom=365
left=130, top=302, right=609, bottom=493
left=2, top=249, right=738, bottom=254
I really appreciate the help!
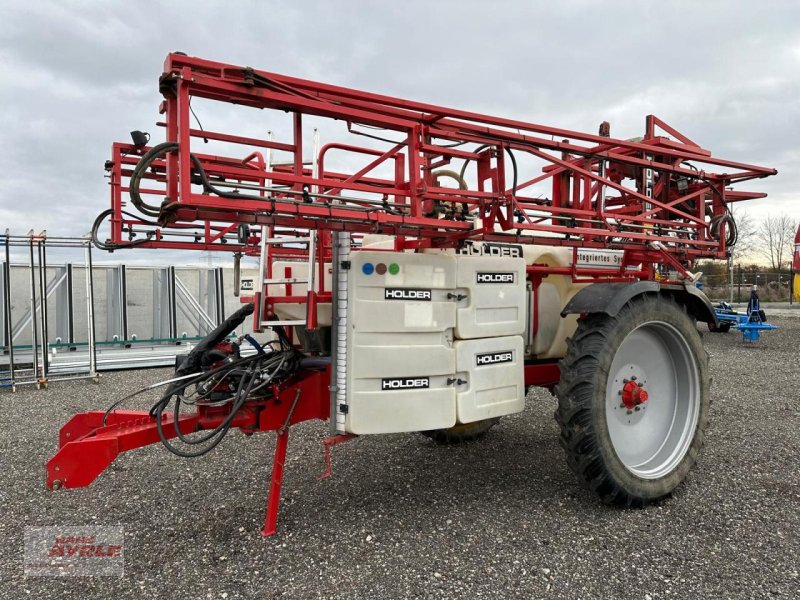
left=561, top=281, right=717, bottom=327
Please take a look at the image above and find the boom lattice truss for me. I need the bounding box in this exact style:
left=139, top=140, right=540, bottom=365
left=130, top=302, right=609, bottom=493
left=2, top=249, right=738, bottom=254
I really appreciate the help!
left=100, top=53, right=775, bottom=284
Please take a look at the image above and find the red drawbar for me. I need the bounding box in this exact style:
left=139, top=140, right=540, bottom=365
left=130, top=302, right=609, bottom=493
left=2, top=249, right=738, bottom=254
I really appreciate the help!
left=47, top=367, right=332, bottom=536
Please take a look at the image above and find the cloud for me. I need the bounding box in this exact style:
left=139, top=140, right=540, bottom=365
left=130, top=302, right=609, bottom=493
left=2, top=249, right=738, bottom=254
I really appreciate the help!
left=0, top=0, right=798, bottom=265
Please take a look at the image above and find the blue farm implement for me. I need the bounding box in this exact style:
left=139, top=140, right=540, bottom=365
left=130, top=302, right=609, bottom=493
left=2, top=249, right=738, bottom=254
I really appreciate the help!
left=711, top=289, right=778, bottom=342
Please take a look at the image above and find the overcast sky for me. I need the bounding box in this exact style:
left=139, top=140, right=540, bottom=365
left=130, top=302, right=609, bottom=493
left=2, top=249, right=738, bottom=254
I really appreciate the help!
left=1, top=1, right=798, bottom=264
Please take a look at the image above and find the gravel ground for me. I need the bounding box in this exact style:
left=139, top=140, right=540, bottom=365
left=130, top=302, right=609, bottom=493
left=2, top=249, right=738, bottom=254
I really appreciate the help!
left=1, top=315, right=798, bottom=599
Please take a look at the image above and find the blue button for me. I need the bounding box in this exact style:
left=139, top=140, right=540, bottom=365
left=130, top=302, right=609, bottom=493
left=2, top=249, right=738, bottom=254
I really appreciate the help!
left=362, top=262, right=374, bottom=275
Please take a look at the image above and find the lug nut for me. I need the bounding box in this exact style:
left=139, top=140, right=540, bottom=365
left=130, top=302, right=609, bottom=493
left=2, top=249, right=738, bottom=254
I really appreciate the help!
left=631, top=375, right=637, bottom=381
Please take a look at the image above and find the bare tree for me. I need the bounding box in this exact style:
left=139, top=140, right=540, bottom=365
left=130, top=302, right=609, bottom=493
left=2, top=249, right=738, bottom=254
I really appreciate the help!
left=728, top=205, right=757, bottom=265
left=757, top=213, right=797, bottom=270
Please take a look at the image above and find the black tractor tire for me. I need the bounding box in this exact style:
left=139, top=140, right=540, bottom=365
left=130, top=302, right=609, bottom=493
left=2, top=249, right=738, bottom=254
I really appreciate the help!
left=421, top=418, right=500, bottom=444
left=555, top=294, right=710, bottom=506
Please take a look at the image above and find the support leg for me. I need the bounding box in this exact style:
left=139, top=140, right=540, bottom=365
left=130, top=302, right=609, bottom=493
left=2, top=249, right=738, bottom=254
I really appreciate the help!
left=318, top=433, right=356, bottom=480
left=261, top=428, right=289, bottom=537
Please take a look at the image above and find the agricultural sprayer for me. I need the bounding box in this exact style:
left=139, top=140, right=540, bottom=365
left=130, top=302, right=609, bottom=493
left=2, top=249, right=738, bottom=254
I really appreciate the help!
left=47, top=54, right=776, bottom=535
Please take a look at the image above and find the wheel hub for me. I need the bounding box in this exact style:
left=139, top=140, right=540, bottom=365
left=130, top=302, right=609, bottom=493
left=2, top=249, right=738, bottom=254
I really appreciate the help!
left=620, top=378, right=649, bottom=410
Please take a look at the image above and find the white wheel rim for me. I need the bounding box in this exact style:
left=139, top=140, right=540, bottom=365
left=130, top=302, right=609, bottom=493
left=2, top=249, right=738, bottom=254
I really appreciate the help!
left=605, top=321, right=700, bottom=479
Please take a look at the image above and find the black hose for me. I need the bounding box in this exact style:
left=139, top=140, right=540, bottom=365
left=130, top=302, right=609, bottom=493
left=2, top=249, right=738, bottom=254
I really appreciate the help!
left=150, top=352, right=260, bottom=418
left=709, top=213, right=737, bottom=247
left=129, top=142, right=179, bottom=217
left=90, top=208, right=152, bottom=251
left=129, top=142, right=274, bottom=223
left=506, top=147, right=518, bottom=196
left=145, top=301, right=297, bottom=457
left=151, top=349, right=299, bottom=458
left=697, top=177, right=738, bottom=248
left=458, top=144, right=519, bottom=196
left=168, top=363, right=253, bottom=452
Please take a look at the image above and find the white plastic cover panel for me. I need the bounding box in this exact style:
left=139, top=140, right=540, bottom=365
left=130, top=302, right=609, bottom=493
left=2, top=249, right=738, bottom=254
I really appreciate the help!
left=345, top=251, right=457, bottom=434
left=454, top=256, right=526, bottom=340
left=454, top=335, right=525, bottom=423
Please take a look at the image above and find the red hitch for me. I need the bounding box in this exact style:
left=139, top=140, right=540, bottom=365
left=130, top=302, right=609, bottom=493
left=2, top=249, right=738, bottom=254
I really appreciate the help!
left=47, top=409, right=257, bottom=490
left=48, top=366, right=333, bottom=537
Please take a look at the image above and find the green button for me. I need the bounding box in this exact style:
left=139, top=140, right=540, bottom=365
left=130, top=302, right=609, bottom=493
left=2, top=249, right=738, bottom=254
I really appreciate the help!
left=388, top=263, right=400, bottom=275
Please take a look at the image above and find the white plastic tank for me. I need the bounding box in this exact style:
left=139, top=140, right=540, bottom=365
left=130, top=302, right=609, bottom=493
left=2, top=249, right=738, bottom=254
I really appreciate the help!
left=269, top=236, right=585, bottom=360
left=358, top=235, right=584, bottom=360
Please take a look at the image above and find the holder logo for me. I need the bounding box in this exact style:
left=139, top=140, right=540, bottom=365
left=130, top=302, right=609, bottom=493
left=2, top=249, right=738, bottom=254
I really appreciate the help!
left=476, top=351, right=514, bottom=366
left=476, top=272, right=515, bottom=284
left=384, top=288, right=432, bottom=301
left=458, top=242, right=523, bottom=258
left=381, top=377, right=430, bottom=390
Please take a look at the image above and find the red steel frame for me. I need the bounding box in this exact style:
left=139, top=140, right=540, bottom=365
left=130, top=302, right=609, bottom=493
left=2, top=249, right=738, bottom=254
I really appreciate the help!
left=106, top=54, right=773, bottom=257
left=55, top=53, right=776, bottom=535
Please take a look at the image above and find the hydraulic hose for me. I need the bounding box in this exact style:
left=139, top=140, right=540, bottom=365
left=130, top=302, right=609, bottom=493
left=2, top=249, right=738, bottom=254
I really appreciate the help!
left=129, top=142, right=179, bottom=217
left=458, top=144, right=519, bottom=196
left=431, top=169, right=469, bottom=217
left=90, top=208, right=152, bottom=251
left=129, top=142, right=273, bottom=221
left=709, top=213, right=737, bottom=247
left=431, top=169, right=468, bottom=190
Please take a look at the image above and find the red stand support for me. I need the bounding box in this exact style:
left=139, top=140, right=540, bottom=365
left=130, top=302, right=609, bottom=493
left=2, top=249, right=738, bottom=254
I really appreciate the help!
left=261, top=428, right=290, bottom=537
